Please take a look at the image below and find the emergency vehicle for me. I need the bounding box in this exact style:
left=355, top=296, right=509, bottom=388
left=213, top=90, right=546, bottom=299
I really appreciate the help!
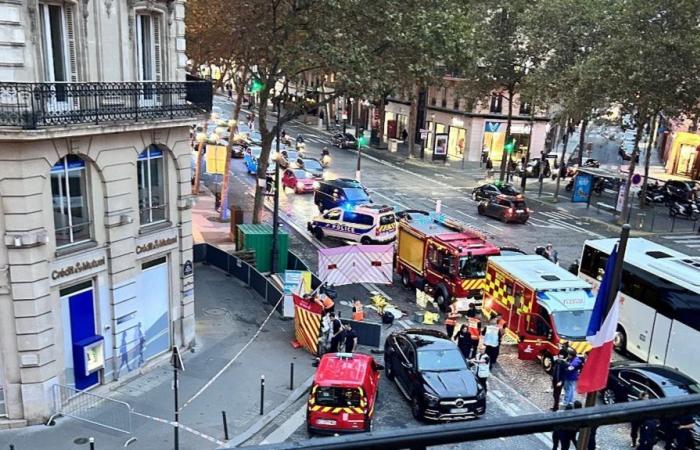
left=307, top=353, right=381, bottom=434
left=307, top=204, right=397, bottom=244
left=482, top=255, right=595, bottom=372
left=395, top=210, right=500, bottom=310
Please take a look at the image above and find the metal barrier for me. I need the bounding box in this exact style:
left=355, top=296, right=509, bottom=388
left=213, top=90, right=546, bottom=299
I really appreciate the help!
left=48, top=384, right=137, bottom=447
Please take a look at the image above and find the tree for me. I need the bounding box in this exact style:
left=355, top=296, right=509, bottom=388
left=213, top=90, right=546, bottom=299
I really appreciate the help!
left=585, top=0, right=700, bottom=223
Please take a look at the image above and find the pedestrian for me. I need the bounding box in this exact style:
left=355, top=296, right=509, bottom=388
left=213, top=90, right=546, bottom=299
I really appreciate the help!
left=214, top=191, right=221, bottom=212
left=329, top=313, right=343, bottom=352
left=351, top=298, right=364, bottom=321
left=444, top=300, right=459, bottom=339
left=552, top=405, right=578, bottom=450
left=674, top=414, right=696, bottom=449
left=545, top=243, right=559, bottom=264
left=321, top=311, right=333, bottom=353
left=637, top=417, right=659, bottom=450
left=563, top=348, right=582, bottom=407
left=342, top=325, right=358, bottom=353
left=482, top=317, right=503, bottom=369
left=318, top=109, right=325, bottom=128
left=225, top=82, right=233, bottom=100
left=550, top=349, right=568, bottom=411
left=455, top=324, right=472, bottom=359
left=465, top=302, right=478, bottom=319
left=401, top=128, right=408, bottom=143
left=468, top=318, right=481, bottom=359
left=320, top=292, right=335, bottom=314
left=630, top=391, right=650, bottom=447
left=471, top=344, right=491, bottom=391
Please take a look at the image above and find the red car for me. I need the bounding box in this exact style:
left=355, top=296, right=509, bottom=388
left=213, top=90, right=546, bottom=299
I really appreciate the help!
left=282, top=169, right=319, bottom=194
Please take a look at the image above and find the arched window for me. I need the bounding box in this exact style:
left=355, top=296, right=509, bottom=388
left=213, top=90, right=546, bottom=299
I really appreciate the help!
left=138, top=145, right=166, bottom=225
left=51, top=155, right=91, bottom=247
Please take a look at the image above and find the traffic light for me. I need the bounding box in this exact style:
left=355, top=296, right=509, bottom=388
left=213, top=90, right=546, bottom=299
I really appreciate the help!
left=504, top=138, right=516, bottom=154
left=357, top=135, right=368, bottom=149
left=249, top=78, right=264, bottom=94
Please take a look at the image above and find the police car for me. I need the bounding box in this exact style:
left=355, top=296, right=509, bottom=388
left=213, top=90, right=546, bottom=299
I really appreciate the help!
left=307, top=204, right=397, bottom=244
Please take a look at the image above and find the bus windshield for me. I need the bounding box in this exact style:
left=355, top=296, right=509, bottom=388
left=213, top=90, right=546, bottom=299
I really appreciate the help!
left=551, top=309, right=593, bottom=340
left=314, top=387, right=362, bottom=407
left=459, top=255, right=488, bottom=279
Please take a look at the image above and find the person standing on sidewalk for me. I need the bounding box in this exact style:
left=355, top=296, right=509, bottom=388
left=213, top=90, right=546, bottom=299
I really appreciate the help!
left=630, top=391, right=650, bottom=447
left=482, top=317, right=503, bottom=369
left=550, top=349, right=568, bottom=411
left=329, top=313, right=343, bottom=352
left=562, top=348, right=582, bottom=407
left=444, top=300, right=459, bottom=339
left=342, top=325, right=358, bottom=353
left=471, top=344, right=491, bottom=391
left=455, top=324, right=472, bottom=359
left=636, top=417, right=659, bottom=450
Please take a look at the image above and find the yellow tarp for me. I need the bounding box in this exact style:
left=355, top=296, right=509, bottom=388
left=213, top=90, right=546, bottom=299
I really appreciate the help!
left=205, top=144, right=228, bottom=174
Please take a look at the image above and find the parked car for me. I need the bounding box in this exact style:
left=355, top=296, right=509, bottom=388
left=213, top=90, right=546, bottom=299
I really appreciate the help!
left=296, top=158, right=324, bottom=178
left=331, top=133, right=357, bottom=149
left=477, top=195, right=530, bottom=223
left=664, top=180, right=697, bottom=204
left=384, top=329, right=486, bottom=421
left=243, top=147, right=262, bottom=174
left=602, top=363, right=700, bottom=445
left=282, top=169, right=319, bottom=194
left=471, top=183, right=520, bottom=202
left=306, top=353, right=381, bottom=434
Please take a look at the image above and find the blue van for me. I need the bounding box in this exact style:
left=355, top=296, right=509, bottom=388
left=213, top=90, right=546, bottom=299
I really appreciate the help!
left=313, top=179, right=371, bottom=213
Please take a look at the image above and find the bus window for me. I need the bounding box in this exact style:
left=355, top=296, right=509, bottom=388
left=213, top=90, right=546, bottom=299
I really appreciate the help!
left=580, top=245, right=608, bottom=280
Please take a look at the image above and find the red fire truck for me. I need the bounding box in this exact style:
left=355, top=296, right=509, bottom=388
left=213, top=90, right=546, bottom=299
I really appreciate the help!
left=395, top=210, right=500, bottom=311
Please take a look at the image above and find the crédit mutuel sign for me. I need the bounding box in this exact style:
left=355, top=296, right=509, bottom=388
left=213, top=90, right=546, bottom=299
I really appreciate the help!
left=51, top=257, right=106, bottom=281
left=136, top=236, right=177, bottom=255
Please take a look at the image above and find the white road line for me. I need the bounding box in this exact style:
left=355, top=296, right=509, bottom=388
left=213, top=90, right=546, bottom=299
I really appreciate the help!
left=454, top=209, right=477, bottom=220
left=686, top=243, right=700, bottom=248
left=260, top=407, right=306, bottom=445
left=367, top=189, right=410, bottom=209
left=548, top=218, right=604, bottom=238
left=484, top=222, right=504, bottom=232
left=662, top=234, right=699, bottom=240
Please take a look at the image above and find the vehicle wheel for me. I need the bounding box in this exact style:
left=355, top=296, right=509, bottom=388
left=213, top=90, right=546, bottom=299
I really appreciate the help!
left=401, top=270, right=412, bottom=288
left=385, top=360, right=395, bottom=380
left=295, top=188, right=301, bottom=194
left=364, top=418, right=372, bottom=432
left=477, top=205, right=485, bottom=215
left=541, top=352, right=554, bottom=374
left=314, top=227, right=324, bottom=241
left=602, top=388, right=618, bottom=405
left=613, top=328, right=627, bottom=354
left=411, top=396, right=424, bottom=422
left=360, top=236, right=372, bottom=245
left=472, top=192, right=478, bottom=201
left=435, top=289, right=448, bottom=312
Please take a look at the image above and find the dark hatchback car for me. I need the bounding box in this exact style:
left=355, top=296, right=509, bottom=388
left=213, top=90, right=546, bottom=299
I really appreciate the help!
left=384, top=329, right=486, bottom=422
left=331, top=132, right=357, bottom=149
left=471, top=183, right=520, bottom=202
left=664, top=180, right=697, bottom=204
left=477, top=195, right=530, bottom=223
left=602, top=363, right=699, bottom=444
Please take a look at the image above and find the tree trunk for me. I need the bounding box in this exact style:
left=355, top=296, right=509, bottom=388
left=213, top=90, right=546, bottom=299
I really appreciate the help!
left=407, top=84, right=419, bottom=158
left=639, top=113, right=658, bottom=208
left=577, top=118, right=588, bottom=166
left=618, top=118, right=647, bottom=225
left=499, top=89, right=514, bottom=182
left=252, top=88, right=272, bottom=224
left=218, top=71, right=248, bottom=221
left=553, top=119, right=570, bottom=201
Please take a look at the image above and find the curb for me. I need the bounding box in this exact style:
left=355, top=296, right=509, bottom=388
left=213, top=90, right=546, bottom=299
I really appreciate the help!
left=220, top=374, right=314, bottom=448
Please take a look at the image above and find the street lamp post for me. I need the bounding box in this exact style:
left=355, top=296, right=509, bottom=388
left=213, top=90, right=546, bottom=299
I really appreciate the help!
left=193, top=131, right=208, bottom=196
left=270, top=98, right=282, bottom=274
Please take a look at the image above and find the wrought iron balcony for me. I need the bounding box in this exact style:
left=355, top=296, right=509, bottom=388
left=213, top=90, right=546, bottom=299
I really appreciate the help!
left=0, top=81, right=212, bottom=130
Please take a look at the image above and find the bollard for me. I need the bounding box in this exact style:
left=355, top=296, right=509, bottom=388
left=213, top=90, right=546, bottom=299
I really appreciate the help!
left=10, top=445, right=15, bottom=450
left=260, top=375, right=265, bottom=415
left=222, top=411, right=229, bottom=440
left=89, top=437, right=95, bottom=450
left=290, top=362, right=295, bottom=390
left=671, top=216, right=676, bottom=232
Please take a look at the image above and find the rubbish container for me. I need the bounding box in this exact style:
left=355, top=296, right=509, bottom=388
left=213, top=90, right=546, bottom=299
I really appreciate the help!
left=229, top=206, right=244, bottom=242
left=388, top=139, right=399, bottom=153
left=236, top=224, right=288, bottom=272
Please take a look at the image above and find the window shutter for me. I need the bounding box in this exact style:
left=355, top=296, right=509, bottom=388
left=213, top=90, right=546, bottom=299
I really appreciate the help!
left=153, top=16, right=162, bottom=82
left=64, top=5, right=78, bottom=82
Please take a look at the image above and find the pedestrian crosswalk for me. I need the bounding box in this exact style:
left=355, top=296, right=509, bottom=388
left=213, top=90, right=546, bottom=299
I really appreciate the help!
left=661, top=234, right=700, bottom=251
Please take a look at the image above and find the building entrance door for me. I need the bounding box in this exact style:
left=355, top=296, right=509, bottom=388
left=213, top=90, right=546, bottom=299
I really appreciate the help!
left=61, top=283, right=99, bottom=390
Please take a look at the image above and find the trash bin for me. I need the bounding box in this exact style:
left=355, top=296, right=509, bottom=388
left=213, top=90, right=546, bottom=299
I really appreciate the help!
left=388, top=139, right=399, bottom=153
left=229, top=206, right=244, bottom=242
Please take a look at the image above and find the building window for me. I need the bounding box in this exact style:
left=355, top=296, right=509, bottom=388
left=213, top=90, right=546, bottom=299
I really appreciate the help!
left=490, top=93, right=503, bottom=113
left=430, top=97, right=436, bottom=106
left=138, top=145, right=167, bottom=225
left=520, top=102, right=531, bottom=115
left=39, top=2, right=77, bottom=101
left=136, top=14, right=162, bottom=82
left=51, top=156, right=91, bottom=247
left=453, top=98, right=460, bottom=110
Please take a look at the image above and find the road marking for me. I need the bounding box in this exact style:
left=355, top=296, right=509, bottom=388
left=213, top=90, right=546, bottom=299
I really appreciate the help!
left=661, top=234, right=700, bottom=240
left=260, top=407, right=306, bottom=445
left=454, top=209, right=477, bottom=220
left=484, top=222, right=504, bottom=232
left=367, top=188, right=410, bottom=210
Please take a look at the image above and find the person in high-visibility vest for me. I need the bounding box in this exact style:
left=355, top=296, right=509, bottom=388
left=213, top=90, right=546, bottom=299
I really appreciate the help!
left=351, top=298, right=364, bottom=321
left=320, top=293, right=335, bottom=314
left=444, top=300, right=459, bottom=339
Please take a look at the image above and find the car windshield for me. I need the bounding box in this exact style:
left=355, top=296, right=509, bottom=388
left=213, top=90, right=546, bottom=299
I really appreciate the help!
left=315, top=387, right=362, bottom=407
left=459, top=255, right=488, bottom=279
left=551, top=309, right=593, bottom=340
left=418, top=349, right=468, bottom=371
left=293, top=170, right=309, bottom=179
left=500, top=185, right=519, bottom=196
left=344, top=188, right=369, bottom=202
left=303, top=159, right=323, bottom=170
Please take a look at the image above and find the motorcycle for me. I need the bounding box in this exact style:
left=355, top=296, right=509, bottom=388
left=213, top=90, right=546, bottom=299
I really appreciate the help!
left=637, top=183, right=666, bottom=204
left=321, top=148, right=331, bottom=167
left=669, top=201, right=699, bottom=221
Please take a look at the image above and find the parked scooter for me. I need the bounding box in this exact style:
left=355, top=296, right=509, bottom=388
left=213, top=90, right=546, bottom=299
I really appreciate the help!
left=669, top=201, right=699, bottom=221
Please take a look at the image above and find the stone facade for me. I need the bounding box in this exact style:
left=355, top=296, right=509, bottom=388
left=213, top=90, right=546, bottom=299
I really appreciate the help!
left=0, top=0, right=200, bottom=424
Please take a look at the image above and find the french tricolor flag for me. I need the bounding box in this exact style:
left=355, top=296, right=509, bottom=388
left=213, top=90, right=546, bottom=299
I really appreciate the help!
left=577, top=246, right=621, bottom=394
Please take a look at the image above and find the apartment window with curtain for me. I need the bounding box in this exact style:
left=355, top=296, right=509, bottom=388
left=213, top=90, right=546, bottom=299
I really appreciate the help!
left=39, top=2, right=77, bottom=102
left=490, top=93, right=503, bottom=113
left=520, top=102, right=532, bottom=116
left=138, top=145, right=167, bottom=225
left=51, top=155, right=91, bottom=247
left=136, top=13, right=163, bottom=100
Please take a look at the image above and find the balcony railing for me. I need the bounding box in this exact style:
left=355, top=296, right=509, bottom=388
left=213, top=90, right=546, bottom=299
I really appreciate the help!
left=0, top=81, right=212, bottom=130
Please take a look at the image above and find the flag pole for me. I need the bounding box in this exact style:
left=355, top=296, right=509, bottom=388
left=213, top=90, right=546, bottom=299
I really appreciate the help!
left=576, top=224, right=631, bottom=450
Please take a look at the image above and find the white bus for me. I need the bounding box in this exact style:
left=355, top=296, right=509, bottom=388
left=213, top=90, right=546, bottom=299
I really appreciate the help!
left=579, top=238, right=700, bottom=381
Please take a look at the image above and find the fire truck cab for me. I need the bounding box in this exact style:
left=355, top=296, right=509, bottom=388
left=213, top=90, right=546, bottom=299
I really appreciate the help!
left=307, top=353, right=381, bottom=434
left=396, top=210, right=500, bottom=311
left=482, top=255, right=595, bottom=372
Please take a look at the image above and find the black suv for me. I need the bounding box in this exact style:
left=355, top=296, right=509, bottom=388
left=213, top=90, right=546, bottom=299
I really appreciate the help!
left=384, top=329, right=486, bottom=421
left=471, top=183, right=519, bottom=202
left=314, top=179, right=371, bottom=212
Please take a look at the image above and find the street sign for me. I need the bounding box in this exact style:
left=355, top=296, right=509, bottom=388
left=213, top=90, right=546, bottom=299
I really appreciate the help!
left=631, top=173, right=642, bottom=185
left=420, top=129, right=429, bottom=140
left=183, top=260, right=193, bottom=277
left=616, top=183, right=627, bottom=212
left=170, top=346, right=185, bottom=371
